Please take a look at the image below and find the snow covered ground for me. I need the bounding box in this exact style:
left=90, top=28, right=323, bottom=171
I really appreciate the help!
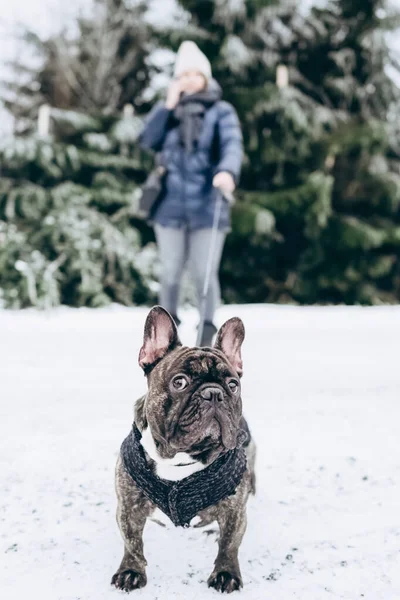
left=1, top=304, right=399, bottom=600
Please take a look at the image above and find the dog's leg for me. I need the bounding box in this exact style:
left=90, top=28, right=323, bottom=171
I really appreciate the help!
left=207, top=488, right=248, bottom=593
left=111, top=457, right=155, bottom=592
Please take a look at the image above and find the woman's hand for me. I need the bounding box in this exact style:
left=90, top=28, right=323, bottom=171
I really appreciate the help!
left=166, top=79, right=183, bottom=110
left=213, top=171, right=235, bottom=194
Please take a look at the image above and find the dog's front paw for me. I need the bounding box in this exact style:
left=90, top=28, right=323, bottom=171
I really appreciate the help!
left=208, top=570, right=242, bottom=593
left=111, top=569, right=147, bottom=592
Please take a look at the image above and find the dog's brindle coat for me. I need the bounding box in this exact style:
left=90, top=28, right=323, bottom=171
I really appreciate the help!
left=111, top=307, right=256, bottom=594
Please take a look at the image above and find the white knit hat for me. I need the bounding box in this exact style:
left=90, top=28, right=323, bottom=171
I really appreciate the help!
left=174, top=41, right=212, bottom=81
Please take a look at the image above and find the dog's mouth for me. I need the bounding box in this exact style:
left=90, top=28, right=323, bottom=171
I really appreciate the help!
left=186, top=431, right=228, bottom=463
left=175, top=397, right=239, bottom=448
left=173, top=412, right=239, bottom=460
left=148, top=399, right=240, bottom=465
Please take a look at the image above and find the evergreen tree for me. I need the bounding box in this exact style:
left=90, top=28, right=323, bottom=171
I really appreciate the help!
left=0, top=0, right=159, bottom=308
left=165, top=0, right=400, bottom=304
left=283, top=0, right=400, bottom=303
left=0, top=107, right=158, bottom=309
left=2, top=0, right=155, bottom=135
left=1, top=0, right=400, bottom=308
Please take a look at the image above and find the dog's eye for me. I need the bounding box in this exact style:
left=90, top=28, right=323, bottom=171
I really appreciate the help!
left=228, top=379, right=239, bottom=393
left=172, top=376, right=188, bottom=391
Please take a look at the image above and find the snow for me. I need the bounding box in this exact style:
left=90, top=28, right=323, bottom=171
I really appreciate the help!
left=1, top=304, right=400, bottom=599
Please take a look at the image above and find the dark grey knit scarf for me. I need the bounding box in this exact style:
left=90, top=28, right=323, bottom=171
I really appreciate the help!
left=174, top=83, right=222, bottom=153
left=121, top=424, right=247, bottom=527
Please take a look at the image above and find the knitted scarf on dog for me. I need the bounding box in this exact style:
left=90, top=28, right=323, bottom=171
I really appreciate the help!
left=121, top=424, right=247, bottom=528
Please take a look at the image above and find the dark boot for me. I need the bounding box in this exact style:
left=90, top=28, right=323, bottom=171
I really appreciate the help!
left=200, top=321, right=217, bottom=347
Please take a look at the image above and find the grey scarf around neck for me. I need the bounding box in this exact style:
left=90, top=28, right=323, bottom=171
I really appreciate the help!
left=120, top=423, right=247, bottom=527
left=173, top=81, right=222, bottom=153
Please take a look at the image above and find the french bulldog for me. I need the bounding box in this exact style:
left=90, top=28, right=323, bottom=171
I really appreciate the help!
left=111, top=306, right=256, bottom=593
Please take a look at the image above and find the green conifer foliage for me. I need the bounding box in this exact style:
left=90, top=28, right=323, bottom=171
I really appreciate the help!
left=0, top=0, right=159, bottom=308
left=168, top=0, right=400, bottom=304
left=1, top=0, right=400, bottom=307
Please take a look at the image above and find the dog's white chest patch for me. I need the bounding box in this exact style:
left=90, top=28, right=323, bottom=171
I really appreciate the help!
left=153, top=460, right=204, bottom=481
left=140, top=427, right=206, bottom=482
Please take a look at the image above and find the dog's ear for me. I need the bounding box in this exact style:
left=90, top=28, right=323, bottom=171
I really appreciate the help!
left=139, top=306, right=181, bottom=373
left=214, top=317, right=245, bottom=377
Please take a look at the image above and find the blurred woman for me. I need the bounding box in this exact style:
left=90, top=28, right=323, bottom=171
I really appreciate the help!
left=140, top=41, right=243, bottom=346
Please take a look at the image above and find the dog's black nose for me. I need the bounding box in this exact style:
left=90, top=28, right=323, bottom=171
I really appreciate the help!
left=200, top=386, right=224, bottom=402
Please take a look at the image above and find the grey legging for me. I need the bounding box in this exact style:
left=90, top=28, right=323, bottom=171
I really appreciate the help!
left=154, top=225, right=226, bottom=323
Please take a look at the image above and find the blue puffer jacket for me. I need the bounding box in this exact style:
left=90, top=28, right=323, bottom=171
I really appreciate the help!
left=139, top=82, right=243, bottom=231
